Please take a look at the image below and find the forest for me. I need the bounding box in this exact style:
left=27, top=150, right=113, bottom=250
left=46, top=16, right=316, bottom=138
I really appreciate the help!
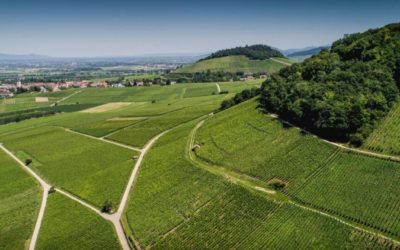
left=202, top=45, right=284, bottom=61
left=260, top=23, right=400, bottom=145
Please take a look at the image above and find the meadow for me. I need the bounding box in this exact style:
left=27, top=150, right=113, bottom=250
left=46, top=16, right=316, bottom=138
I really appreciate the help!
left=0, top=150, right=41, bottom=250
left=175, top=55, right=287, bottom=74
left=36, top=193, right=121, bottom=250
left=0, top=126, right=138, bottom=208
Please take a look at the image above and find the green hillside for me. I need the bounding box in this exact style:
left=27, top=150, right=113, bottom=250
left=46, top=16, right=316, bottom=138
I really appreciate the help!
left=261, top=22, right=400, bottom=145
left=175, top=55, right=288, bottom=74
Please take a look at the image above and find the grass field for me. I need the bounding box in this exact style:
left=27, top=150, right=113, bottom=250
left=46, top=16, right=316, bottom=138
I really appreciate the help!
left=175, top=55, right=288, bottom=74
left=0, top=126, right=138, bottom=208
left=36, top=193, right=121, bottom=250
left=363, top=102, right=400, bottom=156
left=195, top=99, right=337, bottom=190
left=0, top=150, right=41, bottom=250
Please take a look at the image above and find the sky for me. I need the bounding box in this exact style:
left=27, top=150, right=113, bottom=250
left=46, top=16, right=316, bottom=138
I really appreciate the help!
left=1, top=0, right=399, bottom=57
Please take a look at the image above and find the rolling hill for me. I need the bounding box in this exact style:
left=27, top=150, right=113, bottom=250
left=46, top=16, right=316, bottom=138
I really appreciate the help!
left=175, top=55, right=288, bottom=74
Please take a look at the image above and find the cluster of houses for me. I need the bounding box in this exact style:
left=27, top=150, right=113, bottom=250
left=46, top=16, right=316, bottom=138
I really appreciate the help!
left=0, top=80, right=109, bottom=98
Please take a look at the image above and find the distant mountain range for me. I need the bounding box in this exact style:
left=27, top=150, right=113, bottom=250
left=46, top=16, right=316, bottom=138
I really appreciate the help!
left=0, top=53, right=50, bottom=60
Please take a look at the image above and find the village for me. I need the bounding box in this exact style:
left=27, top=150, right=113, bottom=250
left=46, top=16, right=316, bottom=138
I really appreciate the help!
left=0, top=79, right=169, bottom=99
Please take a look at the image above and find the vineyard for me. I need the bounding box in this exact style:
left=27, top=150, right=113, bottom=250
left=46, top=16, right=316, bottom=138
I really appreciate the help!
left=363, top=102, right=400, bottom=156
left=36, top=193, right=120, bottom=249
left=0, top=150, right=41, bottom=249
left=195, top=99, right=337, bottom=190
left=0, top=126, right=137, bottom=208
left=293, top=151, right=400, bottom=239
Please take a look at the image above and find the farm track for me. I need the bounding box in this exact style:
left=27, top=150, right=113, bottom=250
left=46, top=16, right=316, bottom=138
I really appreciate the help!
left=187, top=117, right=400, bottom=246
left=1, top=128, right=169, bottom=250
left=50, top=90, right=82, bottom=106
left=267, top=114, right=400, bottom=162
left=63, top=127, right=142, bottom=152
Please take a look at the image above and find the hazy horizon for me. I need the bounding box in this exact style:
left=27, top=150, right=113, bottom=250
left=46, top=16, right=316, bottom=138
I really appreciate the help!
left=1, top=0, right=399, bottom=57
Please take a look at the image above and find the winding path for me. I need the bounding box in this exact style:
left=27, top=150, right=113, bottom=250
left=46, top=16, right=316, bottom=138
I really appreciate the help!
left=187, top=117, right=400, bottom=246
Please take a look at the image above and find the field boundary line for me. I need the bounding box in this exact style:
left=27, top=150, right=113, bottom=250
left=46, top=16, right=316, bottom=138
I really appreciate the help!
left=267, top=113, right=400, bottom=162
left=50, top=90, right=82, bottom=106
left=62, top=127, right=143, bottom=152
left=289, top=201, right=400, bottom=245
left=0, top=144, right=50, bottom=250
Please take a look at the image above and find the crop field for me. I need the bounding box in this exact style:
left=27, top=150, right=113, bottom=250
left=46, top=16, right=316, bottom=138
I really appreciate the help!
left=183, top=84, right=218, bottom=98
left=363, top=102, right=400, bottom=156
left=122, top=111, right=394, bottom=249
left=107, top=96, right=225, bottom=147
left=293, top=151, right=400, bottom=239
left=195, top=99, right=337, bottom=190
left=0, top=126, right=138, bottom=208
left=1, top=81, right=399, bottom=249
left=0, top=150, right=41, bottom=250
left=36, top=193, right=121, bottom=250
left=175, top=55, right=287, bottom=74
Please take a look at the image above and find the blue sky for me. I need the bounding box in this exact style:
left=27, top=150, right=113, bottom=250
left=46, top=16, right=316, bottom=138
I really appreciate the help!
left=1, top=0, right=399, bottom=57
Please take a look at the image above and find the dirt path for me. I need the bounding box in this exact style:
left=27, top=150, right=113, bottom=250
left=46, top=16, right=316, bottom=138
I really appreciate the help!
left=180, top=88, right=187, bottom=99
left=270, top=58, right=292, bottom=66
left=267, top=114, right=400, bottom=162
left=51, top=90, right=82, bottom=106
left=215, top=83, right=221, bottom=93
left=0, top=144, right=51, bottom=250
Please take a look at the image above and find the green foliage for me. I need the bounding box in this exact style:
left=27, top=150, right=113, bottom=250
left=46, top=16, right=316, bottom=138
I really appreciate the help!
left=36, top=193, right=120, bottom=250
left=261, top=23, right=400, bottom=143
left=219, top=87, right=260, bottom=110
left=0, top=150, right=41, bottom=250
left=202, top=44, right=284, bottom=61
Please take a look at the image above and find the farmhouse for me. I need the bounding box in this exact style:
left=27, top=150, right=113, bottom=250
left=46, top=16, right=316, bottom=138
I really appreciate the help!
left=0, top=89, right=14, bottom=98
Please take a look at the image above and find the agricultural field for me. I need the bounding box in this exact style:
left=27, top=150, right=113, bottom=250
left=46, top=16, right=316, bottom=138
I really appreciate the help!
left=36, top=193, right=121, bottom=250
left=1, top=81, right=399, bottom=249
left=175, top=55, right=288, bottom=74
left=0, top=126, right=138, bottom=208
left=195, top=98, right=338, bottom=190
left=293, top=151, right=400, bottom=239
left=363, top=102, right=400, bottom=156
left=0, top=150, right=41, bottom=250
